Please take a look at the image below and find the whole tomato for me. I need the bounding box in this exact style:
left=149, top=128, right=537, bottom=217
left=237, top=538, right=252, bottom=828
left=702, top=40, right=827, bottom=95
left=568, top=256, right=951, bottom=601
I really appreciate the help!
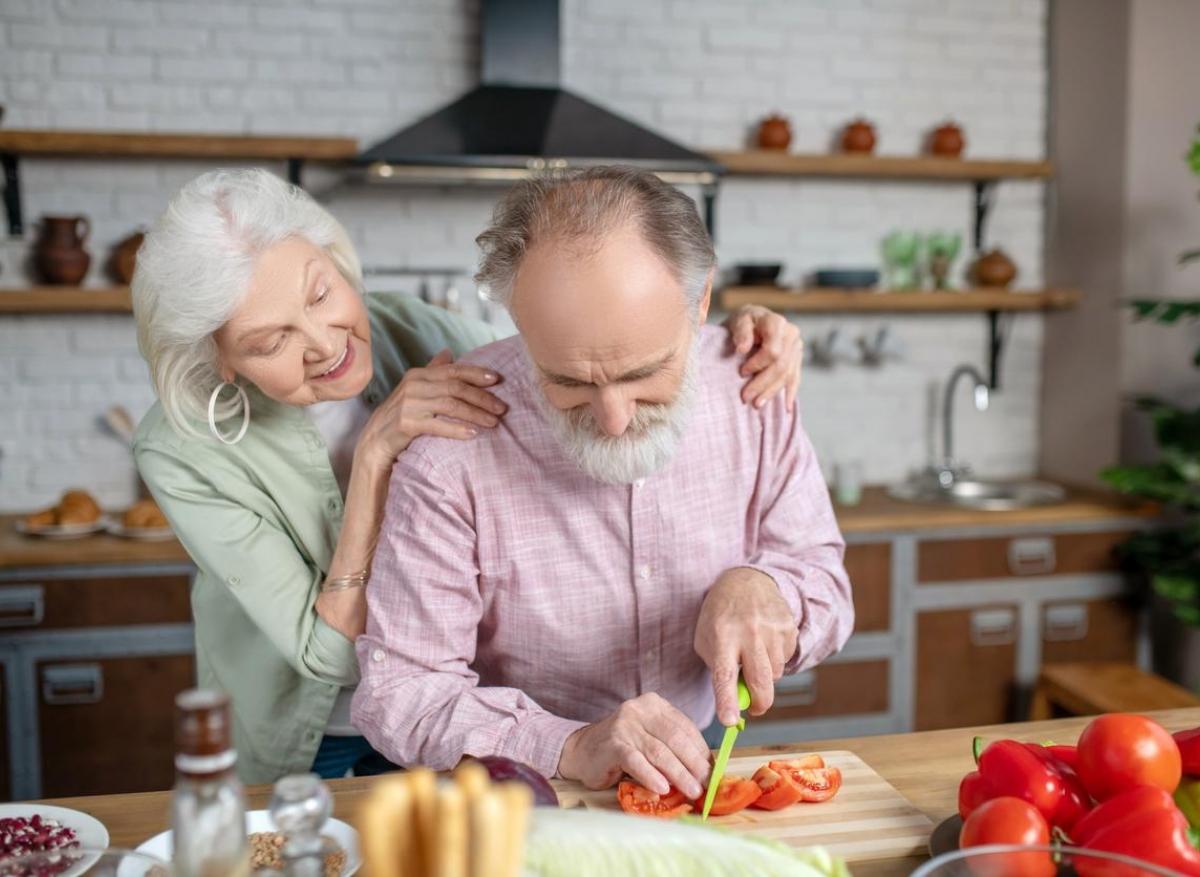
left=959, top=797, right=1055, bottom=877
left=1076, top=714, right=1182, bottom=801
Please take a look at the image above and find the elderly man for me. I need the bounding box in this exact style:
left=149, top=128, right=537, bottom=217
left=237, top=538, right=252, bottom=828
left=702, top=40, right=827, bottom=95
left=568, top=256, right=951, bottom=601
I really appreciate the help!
left=353, top=167, right=852, bottom=800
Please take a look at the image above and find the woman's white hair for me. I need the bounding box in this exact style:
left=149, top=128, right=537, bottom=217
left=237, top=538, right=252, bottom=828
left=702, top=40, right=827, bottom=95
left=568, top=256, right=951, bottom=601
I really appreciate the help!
left=132, top=168, right=362, bottom=437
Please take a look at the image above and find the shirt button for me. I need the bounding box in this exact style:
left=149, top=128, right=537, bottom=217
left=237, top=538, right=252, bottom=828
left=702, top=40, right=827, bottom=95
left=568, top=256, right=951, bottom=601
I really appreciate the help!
left=371, top=649, right=385, bottom=663
left=639, top=565, right=651, bottom=580
left=327, top=498, right=339, bottom=512
left=227, top=575, right=240, bottom=586
left=634, top=479, right=645, bottom=489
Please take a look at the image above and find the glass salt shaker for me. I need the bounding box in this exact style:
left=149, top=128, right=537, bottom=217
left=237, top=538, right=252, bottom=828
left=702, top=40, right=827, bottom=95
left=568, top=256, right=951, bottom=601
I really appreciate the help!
left=269, top=773, right=337, bottom=877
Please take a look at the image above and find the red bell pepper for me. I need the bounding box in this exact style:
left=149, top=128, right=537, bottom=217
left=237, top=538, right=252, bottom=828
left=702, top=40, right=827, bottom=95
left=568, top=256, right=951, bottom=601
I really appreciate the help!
left=1071, top=787, right=1200, bottom=877
left=1046, top=743, right=1079, bottom=772
left=1024, top=743, right=1091, bottom=830
left=957, top=770, right=991, bottom=820
left=1176, top=727, right=1200, bottom=777
left=977, top=739, right=1089, bottom=831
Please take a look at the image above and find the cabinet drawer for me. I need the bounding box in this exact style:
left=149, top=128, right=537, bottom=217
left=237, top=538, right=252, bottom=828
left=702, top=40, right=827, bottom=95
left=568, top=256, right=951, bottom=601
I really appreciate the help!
left=918, top=531, right=1130, bottom=583
left=37, top=653, right=195, bottom=797
left=0, top=575, right=191, bottom=630
left=1040, top=598, right=1138, bottom=664
left=846, top=543, right=890, bottom=632
left=0, top=661, right=8, bottom=801
left=762, top=659, right=889, bottom=722
left=916, top=605, right=1018, bottom=730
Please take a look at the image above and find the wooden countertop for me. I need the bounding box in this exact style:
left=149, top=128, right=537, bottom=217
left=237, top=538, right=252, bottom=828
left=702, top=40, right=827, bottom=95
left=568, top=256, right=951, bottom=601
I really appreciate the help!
left=835, top=485, right=1157, bottom=535
left=38, top=708, right=1200, bottom=876
left=0, top=486, right=1155, bottom=569
left=0, top=514, right=190, bottom=570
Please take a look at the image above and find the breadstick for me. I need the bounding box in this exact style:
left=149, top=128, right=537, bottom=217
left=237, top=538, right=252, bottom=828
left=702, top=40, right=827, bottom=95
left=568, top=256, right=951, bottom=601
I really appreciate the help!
left=468, top=788, right=505, bottom=877
left=356, top=776, right=413, bottom=877
left=432, top=782, right=468, bottom=877
left=497, top=782, right=533, bottom=877
left=406, top=769, right=437, bottom=877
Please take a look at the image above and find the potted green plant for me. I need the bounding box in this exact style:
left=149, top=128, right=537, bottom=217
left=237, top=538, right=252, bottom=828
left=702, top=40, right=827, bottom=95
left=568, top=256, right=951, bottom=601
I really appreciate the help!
left=1100, top=124, right=1200, bottom=692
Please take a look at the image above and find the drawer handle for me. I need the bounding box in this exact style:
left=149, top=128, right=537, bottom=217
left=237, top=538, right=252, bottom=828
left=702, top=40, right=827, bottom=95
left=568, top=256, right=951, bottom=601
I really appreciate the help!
left=775, top=670, right=818, bottom=707
left=0, top=585, right=45, bottom=628
left=1008, top=537, right=1056, bottom=576
left=971, top=608, right=1017, bottom=647
left=1044, top=603, right=1089, bottom=642
left=42, top=664, right=104, bottom=706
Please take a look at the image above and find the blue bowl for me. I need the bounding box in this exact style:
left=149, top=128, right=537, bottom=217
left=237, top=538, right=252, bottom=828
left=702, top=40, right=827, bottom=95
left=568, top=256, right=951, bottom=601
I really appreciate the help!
left=813, top=269, right=880, bottom=289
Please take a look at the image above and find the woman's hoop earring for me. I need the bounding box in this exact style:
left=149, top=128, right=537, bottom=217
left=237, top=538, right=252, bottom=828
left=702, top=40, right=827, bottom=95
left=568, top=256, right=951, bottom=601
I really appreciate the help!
left=207, top=382, right=251, bottom=445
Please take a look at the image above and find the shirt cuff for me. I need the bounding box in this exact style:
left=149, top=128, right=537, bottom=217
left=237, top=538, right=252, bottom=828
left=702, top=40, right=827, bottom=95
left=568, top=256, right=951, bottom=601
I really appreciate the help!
left=499, top=711, right=588, bottom=780
left=740, top=563, right=806, bottom=671
left=307, top=616, right=361, bottom=687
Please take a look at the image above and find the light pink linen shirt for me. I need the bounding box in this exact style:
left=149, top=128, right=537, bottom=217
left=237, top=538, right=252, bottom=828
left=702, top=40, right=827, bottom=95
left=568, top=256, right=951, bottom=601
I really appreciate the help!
left=353, top=325, right=853, bottom=778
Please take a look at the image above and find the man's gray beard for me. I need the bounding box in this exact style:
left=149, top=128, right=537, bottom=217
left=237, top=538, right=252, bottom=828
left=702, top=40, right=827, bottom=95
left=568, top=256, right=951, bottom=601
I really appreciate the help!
left=533, top=341, right=700, bottom=486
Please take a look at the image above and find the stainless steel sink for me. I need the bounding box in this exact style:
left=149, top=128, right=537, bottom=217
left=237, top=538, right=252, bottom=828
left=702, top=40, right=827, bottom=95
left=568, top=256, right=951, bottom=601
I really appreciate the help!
left=888, top=477, right=1066, bottom=511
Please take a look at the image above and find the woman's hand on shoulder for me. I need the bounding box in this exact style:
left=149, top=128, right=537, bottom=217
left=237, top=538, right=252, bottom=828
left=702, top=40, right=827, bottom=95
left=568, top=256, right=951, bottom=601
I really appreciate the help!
left=355, top=349, right=507, bottom=470
left=724, top=305, right=803, bottom=412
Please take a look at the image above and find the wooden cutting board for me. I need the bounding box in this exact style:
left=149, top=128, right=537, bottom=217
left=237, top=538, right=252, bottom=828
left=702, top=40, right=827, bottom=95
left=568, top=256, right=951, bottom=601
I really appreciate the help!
left=549, top=750, right=934, bottom=863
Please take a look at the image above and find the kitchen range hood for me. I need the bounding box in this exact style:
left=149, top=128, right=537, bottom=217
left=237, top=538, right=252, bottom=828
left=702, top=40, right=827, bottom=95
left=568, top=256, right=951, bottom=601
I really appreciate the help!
left=354, top=0, right=723, bottom=189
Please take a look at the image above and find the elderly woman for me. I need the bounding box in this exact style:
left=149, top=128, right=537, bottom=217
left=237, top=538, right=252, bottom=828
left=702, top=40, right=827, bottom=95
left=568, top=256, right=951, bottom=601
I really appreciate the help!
left=131, top=168, right=803, bottom=784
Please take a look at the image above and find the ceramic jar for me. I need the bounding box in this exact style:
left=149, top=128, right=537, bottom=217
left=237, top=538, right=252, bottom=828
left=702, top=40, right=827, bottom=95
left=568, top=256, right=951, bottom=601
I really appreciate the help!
left=757, top=114, right=792, bottom=150
left=108, top=231, right=144, bottom=285
left=972, top=248, right=1018, bottom=288
left=841, top=118, right=877, bottom=154
left=929, top=121, right=966, bottom=158
left=34, top=215, right=91, bottom=285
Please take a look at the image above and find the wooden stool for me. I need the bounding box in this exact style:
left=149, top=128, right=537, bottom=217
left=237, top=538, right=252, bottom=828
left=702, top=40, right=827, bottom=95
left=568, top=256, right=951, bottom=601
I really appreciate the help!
left=1030, top=662, right=1200, bottom=719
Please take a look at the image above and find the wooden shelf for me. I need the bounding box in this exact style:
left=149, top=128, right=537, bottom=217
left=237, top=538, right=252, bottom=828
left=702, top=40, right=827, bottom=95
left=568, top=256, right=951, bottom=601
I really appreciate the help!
left=0, top=286, right=133, bottom=314
left=707, top=150, right=1053, bottom=181
left=718, top=287, right=1081, bottom=313
left=0, top=129, right=358, bottom=161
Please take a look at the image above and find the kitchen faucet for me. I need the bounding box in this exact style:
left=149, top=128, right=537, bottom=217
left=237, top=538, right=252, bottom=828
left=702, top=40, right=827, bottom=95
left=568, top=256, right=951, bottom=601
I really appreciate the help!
left=937, top=363, right=990, bottom=486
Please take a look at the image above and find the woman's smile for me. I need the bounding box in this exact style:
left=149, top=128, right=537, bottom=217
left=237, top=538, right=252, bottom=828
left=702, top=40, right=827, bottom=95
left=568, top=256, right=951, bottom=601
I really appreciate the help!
left=313, top=338, right=355, bottom=382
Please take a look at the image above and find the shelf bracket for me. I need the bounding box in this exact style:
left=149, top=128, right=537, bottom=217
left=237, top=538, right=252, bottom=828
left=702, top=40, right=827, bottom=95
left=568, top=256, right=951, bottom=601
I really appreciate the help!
left=973, top=180, right=996, bottom=252
left=2, top=153, right=23, bottom=237
left=986, top=309, right=1008, bottom=391
left=286, top=158, right=304, bottom=188
left=701, top=181, right=718, bottom=240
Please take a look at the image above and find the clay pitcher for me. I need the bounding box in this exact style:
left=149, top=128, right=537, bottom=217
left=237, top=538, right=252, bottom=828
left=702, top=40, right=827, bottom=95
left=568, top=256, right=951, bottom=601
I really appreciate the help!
left=35, top=215, right=91, bottom=285
left=108, top=231, right=144, bottom=285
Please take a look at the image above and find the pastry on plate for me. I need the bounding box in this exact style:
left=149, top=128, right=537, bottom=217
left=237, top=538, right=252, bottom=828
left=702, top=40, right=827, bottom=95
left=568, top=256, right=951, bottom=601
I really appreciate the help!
left=123, top=497, right=168, bottom=530
left=57, top=490, right=103, bottom=525
left=24, top=489, right=102, bottom=528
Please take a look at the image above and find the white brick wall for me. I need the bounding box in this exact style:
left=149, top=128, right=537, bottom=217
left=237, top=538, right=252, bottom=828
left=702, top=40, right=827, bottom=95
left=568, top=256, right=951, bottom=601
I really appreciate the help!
left=0, top=0, right=1048, bottom=511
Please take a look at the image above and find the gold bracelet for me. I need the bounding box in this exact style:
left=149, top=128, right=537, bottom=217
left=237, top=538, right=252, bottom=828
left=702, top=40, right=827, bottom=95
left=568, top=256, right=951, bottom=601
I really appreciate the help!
left=321, top=570, right=369, bottom=593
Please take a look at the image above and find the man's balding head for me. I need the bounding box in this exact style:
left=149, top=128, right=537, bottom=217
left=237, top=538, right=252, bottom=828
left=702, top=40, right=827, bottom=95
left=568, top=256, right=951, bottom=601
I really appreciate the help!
left=474, top=167, right=716, bottom=484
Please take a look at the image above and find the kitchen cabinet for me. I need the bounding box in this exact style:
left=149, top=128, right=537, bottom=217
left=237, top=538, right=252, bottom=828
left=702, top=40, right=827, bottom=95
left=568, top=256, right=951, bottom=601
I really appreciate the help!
left=764, top=659, right=890, bottom=723
left=845, top=542, right=890, bottom=632
left=0, top=660, right=9, bottom=801
left=36, top=653, right=194, bottom=797
left=915, top=605, right=1019, bottom=730
left=1040, top=597, right=1138, bottom=665
left=0, top=556, right=195, bottom=801
left=917, top=530, right=1130, bottom=583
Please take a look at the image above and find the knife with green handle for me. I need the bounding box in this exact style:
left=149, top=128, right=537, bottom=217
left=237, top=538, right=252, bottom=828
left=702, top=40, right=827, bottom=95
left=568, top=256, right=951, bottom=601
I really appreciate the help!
left=700, top=678, right=752, bottom=820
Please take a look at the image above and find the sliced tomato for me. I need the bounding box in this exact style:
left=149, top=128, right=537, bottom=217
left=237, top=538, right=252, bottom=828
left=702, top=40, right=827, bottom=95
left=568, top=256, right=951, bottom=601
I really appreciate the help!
left=768, top=760, right=842, bottom=803
left=751, top=765, right=804, bottom=810
left=705, top=775, right=762, bottom=816
left=617, top=781, right=693, bottom=818
left=767, top=754, right=825, bottom=772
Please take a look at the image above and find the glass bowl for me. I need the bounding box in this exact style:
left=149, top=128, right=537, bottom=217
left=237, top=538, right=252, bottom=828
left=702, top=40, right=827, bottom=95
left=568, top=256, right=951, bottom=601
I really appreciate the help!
left=912, top=844, right=1186, bottom=877
left=0, top=848, right=170, bottom=877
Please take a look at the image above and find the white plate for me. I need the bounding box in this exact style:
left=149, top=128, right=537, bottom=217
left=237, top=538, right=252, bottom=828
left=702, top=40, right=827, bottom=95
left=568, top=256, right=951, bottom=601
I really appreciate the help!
left=105, top=519, right=175, bottom=542
left=136, top=810, right=361, bottom=877
left=14, top=518, right=108, bottom=540
left=0, top=803, right=110, bottom=874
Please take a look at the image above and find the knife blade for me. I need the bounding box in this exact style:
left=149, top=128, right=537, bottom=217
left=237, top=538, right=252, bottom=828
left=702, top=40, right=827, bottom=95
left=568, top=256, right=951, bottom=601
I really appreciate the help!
left=700, top=678, right=752, bottom=820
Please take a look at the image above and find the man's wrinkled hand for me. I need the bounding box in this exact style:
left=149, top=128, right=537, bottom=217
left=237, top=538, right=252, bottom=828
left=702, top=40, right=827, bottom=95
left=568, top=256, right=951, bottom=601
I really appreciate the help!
left=556, top=693, right=711, bottom=800
left=694, top=567, right=798, bottom=726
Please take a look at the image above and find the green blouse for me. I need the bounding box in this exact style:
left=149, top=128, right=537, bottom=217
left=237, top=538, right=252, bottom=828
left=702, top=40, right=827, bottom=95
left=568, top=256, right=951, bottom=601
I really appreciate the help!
left=134, top=293, right=499, bottom=783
